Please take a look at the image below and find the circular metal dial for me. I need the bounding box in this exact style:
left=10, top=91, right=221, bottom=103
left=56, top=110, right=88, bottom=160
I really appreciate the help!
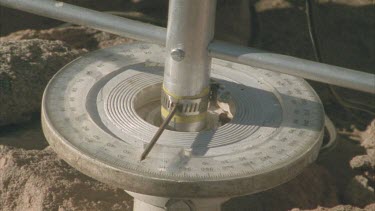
left=42, top=43, right=324, bottom=197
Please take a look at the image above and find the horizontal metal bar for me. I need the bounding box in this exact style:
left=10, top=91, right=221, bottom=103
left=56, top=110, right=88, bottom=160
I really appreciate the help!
left=209, top=41, right=375, bottom=93
left=0, top=0, right=166, bottom=45
left=1, top=0, right=374, bottom=93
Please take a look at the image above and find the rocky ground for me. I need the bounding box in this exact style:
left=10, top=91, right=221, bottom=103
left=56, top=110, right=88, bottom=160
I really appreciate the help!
left=0, top=0, right=374, bottom=210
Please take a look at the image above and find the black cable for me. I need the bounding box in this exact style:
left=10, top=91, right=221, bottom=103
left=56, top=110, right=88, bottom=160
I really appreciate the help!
left=305, top=0, right=375, bottom=121
left=305, top=0, right=322, bottom=62
left=305, top=0, right=340, bottom=153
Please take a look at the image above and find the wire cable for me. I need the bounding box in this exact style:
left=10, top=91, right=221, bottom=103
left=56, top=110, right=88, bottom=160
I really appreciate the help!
left=305, top=0, right=375, bottom=117
left=305, top=0, right=338, bottom=152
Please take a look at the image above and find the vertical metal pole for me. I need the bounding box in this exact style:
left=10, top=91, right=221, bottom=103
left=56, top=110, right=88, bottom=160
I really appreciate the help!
left=161, top=0, right=217, bottom=132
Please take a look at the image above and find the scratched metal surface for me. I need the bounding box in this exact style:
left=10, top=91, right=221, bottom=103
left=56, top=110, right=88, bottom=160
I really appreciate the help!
left=41, top=43, right=324, bottom=197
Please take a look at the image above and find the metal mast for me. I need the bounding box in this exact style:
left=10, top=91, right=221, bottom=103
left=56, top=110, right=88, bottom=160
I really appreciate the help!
left=162, top=0, right=217, bottom=132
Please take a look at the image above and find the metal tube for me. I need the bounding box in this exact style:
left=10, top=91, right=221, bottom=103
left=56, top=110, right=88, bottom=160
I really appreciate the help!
left=161, top=0, right=217, bottom=132
left=164, top=0, right=216, bottom=97
left=0, top=0, right=166, bottom=45
left=0, top=0, right=373, bottom=94
left=208, top=41, right=375, bottom=93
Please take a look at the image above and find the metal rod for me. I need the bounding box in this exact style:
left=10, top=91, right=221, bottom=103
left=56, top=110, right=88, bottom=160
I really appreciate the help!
left=208, top=41, right=374, bottom=93
left=1, top=0, right=373, bottom=93
left=164, top=0, right=216, bottom=97
left=0, top=0, right=166, bottom=45
left=161, top=0, right=217, bottom=132
left=140, top=104, right=179, bottom=161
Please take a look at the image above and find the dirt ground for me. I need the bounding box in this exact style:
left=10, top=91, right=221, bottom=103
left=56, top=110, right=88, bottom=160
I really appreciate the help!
left=0, top=0, right=374, bottom=210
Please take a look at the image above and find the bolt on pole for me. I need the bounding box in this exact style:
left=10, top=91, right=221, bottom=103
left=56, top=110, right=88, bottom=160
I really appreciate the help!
left=161, top=0, right=217, bottom=132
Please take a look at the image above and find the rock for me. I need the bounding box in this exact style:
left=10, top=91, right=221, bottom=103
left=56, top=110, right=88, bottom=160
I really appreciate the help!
left=346, top=120, right=375, bottom=203
left=223, top=164, right=339, bottom=211
left=350, top=155, right=375, bottom=171
left=0, top=144, right=338, bottom=211
left=336, top=120, right=375, bottom=207
left=364, top=204, right=375, bottom=211
left=0, top=39, right=85, bottom=126
left=0, top=146, right=132, bottom=211
left=357, top=120, right=375, bottom=150
left=0, top=26, right=133, bottom=51
left=92, top=29, right=135, bottom=49
left=0, top=1, right=133, bottom=36
left=291, top=204, right=373, bottom=211
left=344, top=175, right=375, bottom=207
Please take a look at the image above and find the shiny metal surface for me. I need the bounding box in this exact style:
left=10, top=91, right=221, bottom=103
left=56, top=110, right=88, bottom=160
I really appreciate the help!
left=161, top=0, right=217, bottom=132
left=163, top=0, right=216, bottom=97
left=0, top=0, right=373, bottom=93
left=209, top=41, right=375, bottom=94
left=0, top=0, right=166, bottom=45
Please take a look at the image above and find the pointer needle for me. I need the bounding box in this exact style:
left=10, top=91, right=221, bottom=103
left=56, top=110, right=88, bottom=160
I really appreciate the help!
left=140, top=103, right=179, bottom=161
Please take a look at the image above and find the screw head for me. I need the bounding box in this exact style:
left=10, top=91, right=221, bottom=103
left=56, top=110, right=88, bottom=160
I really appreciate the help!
left=170, top=48, right=185, bottom=61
